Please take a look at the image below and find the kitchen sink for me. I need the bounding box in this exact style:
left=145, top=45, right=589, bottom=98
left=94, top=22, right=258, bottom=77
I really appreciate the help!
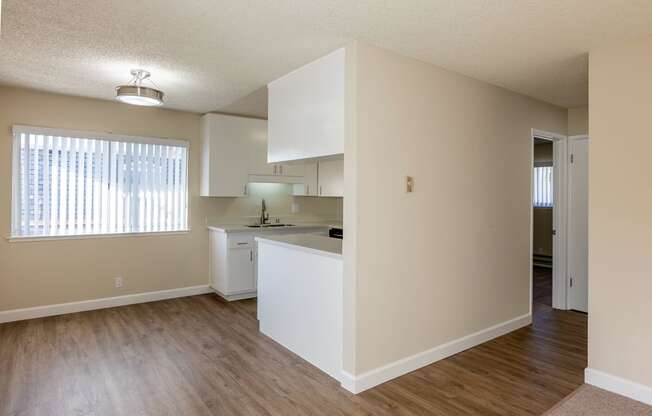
left=246, top=224, right=295, bottom=228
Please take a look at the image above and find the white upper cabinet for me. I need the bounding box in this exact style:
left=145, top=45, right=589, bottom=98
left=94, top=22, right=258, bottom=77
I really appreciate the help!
left=268, top=48, right=346, bottom=163
left=304, top=163, right=319, bottom=196
left=248, top=132, right=305, bottom=180
left=201, top=114, right=307, bottom=196
left=248, top=129, right=276, bottom=176
left=317, top=159, right=344, bottom=197
left=201, top=114, right=264, bottom=197
left=292, top=163, right=318, bottom=196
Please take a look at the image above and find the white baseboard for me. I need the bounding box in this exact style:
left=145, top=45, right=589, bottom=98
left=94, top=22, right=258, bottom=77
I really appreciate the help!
left=212, top=288, right=257, bottom=302
left=585, top=368, right=652, bottom=406
left=0, top=285, right=213, bottom=324
left=340, top=313, right=532, bottom=394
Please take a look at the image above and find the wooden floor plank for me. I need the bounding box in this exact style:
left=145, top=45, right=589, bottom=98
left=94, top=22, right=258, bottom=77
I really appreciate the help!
left=0, top=269, right=585, bottom=415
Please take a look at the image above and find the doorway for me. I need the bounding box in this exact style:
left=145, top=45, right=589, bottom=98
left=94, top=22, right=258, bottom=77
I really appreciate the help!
left=532, top=136, right=555, bottom=307
left=530, top=130, right=588, bottom=313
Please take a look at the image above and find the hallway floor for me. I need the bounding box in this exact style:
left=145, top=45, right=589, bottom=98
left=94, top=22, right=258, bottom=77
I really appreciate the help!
left=534, top=266, right=553, bottom=306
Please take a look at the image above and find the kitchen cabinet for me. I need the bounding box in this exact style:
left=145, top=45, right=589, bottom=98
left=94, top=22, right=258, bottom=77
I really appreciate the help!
left=209, top=225, right=330, bottom=301
left=202, top=113, right=305, bottom=193
left=267, top=48, right=345, bottom=163
left=317, top=159, right=344, bottom=197
left=292, top=160, right=342, bottom=197
left=227, top=247, right=256, bottom=294
left=209, top=232, right=257, bottom=300
left=201, top=114, right=266, bottom=197
left=248, top=131, right=276, bottom=176
left=249, top=135, right=304, bottom=178
left=292, top=163, right=318, bottom=196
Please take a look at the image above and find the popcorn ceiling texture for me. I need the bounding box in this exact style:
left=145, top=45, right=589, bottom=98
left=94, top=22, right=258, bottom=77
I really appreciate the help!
left=1, top=0, right=652, bottom=113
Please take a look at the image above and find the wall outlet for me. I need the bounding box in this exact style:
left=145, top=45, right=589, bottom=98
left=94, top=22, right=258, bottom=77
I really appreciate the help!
left=114, top=276, right=123, bottom=288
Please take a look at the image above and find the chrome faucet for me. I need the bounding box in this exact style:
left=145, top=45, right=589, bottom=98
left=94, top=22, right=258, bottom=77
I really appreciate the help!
left=259, top=199, right=269, bottom=225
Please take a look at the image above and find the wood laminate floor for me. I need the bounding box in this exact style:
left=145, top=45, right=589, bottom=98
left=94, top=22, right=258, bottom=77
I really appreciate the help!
left=0, top=292, right=586, bottom=416
left=533, top=266, right=553, bottom=306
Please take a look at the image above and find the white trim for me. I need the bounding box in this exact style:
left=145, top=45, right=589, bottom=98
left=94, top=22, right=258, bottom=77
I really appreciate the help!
left=340, top=313, right=531, bottom=394
left=6, top=229, right=191, bottom=243
left=585, top=368, right=652, bottom=406
left=12, top=125, right=189, bottom=148
left=0, top=285, right=212, bottom=324
left=530, top=129, right=569, bottom=311
left=567, top=135, right=589, bottom=312
left=212, top=288, right=257, bottom=302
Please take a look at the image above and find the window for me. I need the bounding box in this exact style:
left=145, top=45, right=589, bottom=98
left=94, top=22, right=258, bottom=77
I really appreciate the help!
left=11, top=126, right=188, bottom=238
left=533, top=165, right=553, bottom=208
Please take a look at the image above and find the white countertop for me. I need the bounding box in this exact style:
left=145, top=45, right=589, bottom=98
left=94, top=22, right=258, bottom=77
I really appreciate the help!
left=207, top=222, right=332, bottom=233
left=255, top=234, right=342, bottom=259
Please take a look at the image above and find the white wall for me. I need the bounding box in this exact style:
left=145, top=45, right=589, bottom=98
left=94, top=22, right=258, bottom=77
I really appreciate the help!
left=587, top=35, right=652, bottom=394
left=344, top=43, right=568, bottom=377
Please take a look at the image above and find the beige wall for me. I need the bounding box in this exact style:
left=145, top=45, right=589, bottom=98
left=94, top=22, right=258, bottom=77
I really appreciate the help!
left=568, top=106, right=589, bottom=136
left=345, top=43, right=567, bottom=374
left=533, top=143, right=553, bottom=257
left=588, top=36, right=652, bottom=387
left=0, top=86, right=341, bottom=312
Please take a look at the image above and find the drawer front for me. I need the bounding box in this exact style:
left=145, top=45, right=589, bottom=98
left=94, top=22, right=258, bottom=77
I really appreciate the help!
left=228, top=235, right=254, bottom=248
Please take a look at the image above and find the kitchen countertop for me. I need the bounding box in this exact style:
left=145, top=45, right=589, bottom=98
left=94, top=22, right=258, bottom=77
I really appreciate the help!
left=207, top=222, right=333, bottom=233
left=255, top=234, right=342, bottom=259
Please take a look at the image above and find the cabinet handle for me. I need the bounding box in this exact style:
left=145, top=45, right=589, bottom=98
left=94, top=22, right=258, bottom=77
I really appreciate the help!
left=237, top=242, right=248, bottom=245
left=319, top=186, right=322, bottom=196
left=250, top=250, right=253, bottom=261
left=274, top=165, right=277, bottom=175
left=244, top=184, right=247, bottom=195
left=280, top=165, right=283, bottom=175
left=306, top=185, right=309, bottom=195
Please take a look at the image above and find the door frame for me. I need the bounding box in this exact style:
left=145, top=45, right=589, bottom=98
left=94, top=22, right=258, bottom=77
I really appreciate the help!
left=530, top=129, right=569, bottom=310
left=567, top=134, right=589, bottom=312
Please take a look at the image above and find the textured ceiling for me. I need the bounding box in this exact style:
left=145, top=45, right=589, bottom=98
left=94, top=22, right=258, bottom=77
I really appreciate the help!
left=2, top=1, right=652, bottom=115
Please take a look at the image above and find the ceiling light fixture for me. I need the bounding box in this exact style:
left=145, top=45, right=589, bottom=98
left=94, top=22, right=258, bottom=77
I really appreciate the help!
left=115, top=69, right=164, bottom=106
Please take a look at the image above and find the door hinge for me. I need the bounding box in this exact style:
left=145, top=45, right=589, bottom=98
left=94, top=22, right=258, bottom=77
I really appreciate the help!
left=570, top=277, right=573, bottom=287
left=552, top=229, right=556, bottom=236
left=570, top=154, right=574, bottom=164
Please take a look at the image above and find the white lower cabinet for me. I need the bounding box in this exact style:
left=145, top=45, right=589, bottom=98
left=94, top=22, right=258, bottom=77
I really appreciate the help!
left=209, top=226, right=328, bottom=301
left=209, top=232, right=257, bottom=300
left=227, top=248, right=256, bottom=293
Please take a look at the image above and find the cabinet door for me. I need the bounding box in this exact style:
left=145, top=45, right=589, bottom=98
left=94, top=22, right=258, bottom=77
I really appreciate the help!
left=248, top=123, right=276, bottom=176
left=305, top=163, right=319, bottom=196
left=277, top=163, right=305, bottom=177
left=291, top=163, right=317, bottom=196
left=201, top=114, right=256, bottom=197
left=228, top=248, right=255, bottom=294
left=267, top=48, right=345, bottom=163
left=318, top=159, right=344, bottom=197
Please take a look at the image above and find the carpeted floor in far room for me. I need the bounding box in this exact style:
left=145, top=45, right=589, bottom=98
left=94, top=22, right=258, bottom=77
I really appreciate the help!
left=544, top=385, right=652, bottom=416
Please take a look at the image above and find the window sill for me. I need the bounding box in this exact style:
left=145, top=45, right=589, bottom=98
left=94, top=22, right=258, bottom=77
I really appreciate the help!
left=5, top=230, right=191, bottom=243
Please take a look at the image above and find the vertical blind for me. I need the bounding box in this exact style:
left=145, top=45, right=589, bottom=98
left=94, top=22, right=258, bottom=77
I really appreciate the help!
left=533, top=165, right=553, bottom=208
left=11, top=126, right=189, bottom=238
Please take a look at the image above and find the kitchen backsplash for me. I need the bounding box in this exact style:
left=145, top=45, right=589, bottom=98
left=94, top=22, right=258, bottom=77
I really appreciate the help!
left=202, top=183, right=343, bottom=225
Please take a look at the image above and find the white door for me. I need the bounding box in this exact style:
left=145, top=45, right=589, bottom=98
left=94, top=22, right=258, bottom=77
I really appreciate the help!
left=568, top=137, right=589, bottom=312
left=228, top=248, right=256, bottom=294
